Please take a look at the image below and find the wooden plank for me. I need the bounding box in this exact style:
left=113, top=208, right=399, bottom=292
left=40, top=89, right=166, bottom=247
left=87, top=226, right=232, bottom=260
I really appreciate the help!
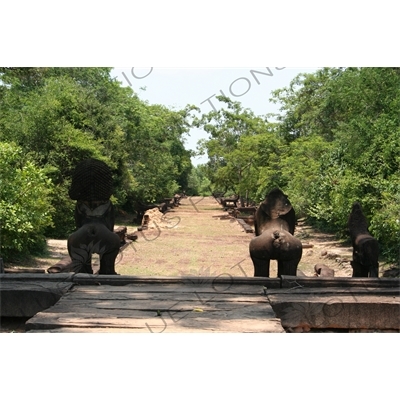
left=267, top=295, right=400, bottom=330
left=55, top=291, right=268, bottom=303
left=27, top=300, right=273, bottom=317
left=0, top=274, right=282, bottom=288
left=28, top=318, right=284, bottom=333
left=71, top=275, right=277, bottom=287
left=65, top=283, right=268, bottom=295
left=266, top=282, right=400, bottom=331
left=267, top=294, right=400, bottom=304
left=26, top=305, right=283, bottom=333
left=266, top=287, right=400, bottom=296
left=29, top=323, right=280, bottom=333
left=280, top=275, right=400, bottom=289
left=25, top=280, right=284, bottom=332
left=0, top=273, right=77, bottom=282
left=31, top=285, right=271, bottom=310
left=3, top=267, right=46, bottom=274
left=42, top=301, right=270, bottom=313
left=0, top=282, right=73, bottom=291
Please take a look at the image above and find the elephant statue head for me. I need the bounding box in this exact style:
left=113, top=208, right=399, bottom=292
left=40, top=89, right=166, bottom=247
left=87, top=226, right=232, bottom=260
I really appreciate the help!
left=255, top=188, right=296, bottom=236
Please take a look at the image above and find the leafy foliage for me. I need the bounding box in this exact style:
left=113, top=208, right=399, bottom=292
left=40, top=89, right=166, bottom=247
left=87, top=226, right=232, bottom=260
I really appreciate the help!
left=194, top=96, right=282, bottom=200
left=0, top=142, right=54, bottom=259
left=186, top=165, right=212, bottom=196
left=0, top=68, right=194, bottom=258
left=125, top=102, right=193, bottom=203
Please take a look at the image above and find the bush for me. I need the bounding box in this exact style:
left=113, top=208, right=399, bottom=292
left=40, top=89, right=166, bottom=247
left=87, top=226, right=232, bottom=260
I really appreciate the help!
left=43, top=183, right=76, bottom=239
left=0, top=142, right=54, bottom=260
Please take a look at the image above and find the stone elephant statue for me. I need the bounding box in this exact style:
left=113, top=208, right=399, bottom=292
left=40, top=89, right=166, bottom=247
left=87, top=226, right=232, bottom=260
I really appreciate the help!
left=249, top=188, right=302, bottom=277
left=67, top=158, right=120, bottom=275
left=347, top=202, right=379, bottom=277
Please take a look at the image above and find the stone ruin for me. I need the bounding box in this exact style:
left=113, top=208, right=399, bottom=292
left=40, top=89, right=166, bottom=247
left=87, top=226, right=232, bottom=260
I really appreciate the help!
left=141, top=207, right=179, bottom=230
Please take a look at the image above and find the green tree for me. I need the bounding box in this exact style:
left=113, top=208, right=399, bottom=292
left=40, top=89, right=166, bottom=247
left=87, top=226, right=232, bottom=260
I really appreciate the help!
left=270, top=67, right=345, bottom=141
left=280, top=135, right=332, bottom=217
left=194, top=96, right=281, bottom=201
left=186, top=164, right=212, bottom=196
left=125, top=101, right=193, bottom=203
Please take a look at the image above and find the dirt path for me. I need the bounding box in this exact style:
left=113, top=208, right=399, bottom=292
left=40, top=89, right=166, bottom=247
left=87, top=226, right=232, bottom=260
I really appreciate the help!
left=6, top=196, right=397, bottom=277
left=114, top=196, right=354, bottom=278
left=114, top=196, right=256, bottom=277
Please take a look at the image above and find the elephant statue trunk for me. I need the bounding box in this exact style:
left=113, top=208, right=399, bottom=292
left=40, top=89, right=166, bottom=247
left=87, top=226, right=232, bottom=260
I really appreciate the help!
left=249, top=188, right=302, bottom=277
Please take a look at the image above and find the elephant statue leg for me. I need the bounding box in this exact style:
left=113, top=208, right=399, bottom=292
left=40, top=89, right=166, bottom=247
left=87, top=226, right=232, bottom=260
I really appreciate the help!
left=98, top=227, right=121, bottom=275
left=352, top=256, right=379, bottom=278
left=369, top=264, right=379, bottom=278
left=351, top=260, right=367, bottom=277
left=362, top=237, right=379, bottom=278
left=352, top=236, right=379, bottom=277
left=67, top=228, right=93, bottom=273
left=250, top=255, right=271, bottom=277
left=68, top=223, right=120, bottom=275
left=277, top=260, right=299, bottom=277
left=276, top=231, right=302, bottom=277
left=249, top=233, right=273, bottom=277
left=249, top=229, right=302, bottom=278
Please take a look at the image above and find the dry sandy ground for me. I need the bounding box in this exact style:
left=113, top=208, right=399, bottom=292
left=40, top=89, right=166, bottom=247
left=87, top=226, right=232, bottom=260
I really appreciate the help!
left=113, top=196, right=354, bottom=278
left=5, top=196, right=397, bottom=278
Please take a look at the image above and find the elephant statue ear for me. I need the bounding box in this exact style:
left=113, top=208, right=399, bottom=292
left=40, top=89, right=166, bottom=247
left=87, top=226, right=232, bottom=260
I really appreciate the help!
left=260, top=188, right=292, bottom=219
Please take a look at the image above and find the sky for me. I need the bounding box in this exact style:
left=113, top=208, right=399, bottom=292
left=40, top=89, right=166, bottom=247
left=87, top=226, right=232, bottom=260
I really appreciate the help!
left=112, top=67, right=319, bottom=165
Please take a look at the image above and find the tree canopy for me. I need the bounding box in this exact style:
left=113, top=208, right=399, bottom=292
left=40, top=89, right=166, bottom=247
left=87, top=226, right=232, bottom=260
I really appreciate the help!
left=0, top=67, right=193, bottom=258
left=195, top=68, right=400, bottom=261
